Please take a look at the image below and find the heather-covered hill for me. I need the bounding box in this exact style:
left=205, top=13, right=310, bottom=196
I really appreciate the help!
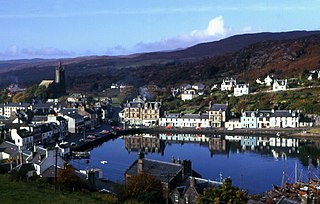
left=0, top=30, right=319, bottom=91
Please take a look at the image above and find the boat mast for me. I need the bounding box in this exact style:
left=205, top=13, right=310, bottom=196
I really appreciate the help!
left=295, top=161, right=298, bottom=183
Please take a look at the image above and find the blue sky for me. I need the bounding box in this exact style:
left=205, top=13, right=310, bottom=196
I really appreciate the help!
left=0, top=0, right=319, bottom=60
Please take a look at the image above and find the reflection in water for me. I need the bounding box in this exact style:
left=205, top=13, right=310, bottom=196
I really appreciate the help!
left=71, top=133, right=320, bottom=194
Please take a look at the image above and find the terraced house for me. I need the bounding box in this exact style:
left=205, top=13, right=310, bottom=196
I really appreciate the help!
left=119, top=96, right=162, bottom=126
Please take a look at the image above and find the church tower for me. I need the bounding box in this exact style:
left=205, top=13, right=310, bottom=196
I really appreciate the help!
left=55, top=61, right=66, bottom=94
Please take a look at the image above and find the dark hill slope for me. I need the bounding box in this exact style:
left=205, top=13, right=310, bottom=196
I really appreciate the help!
left=0, top=31, right=320, bottom=90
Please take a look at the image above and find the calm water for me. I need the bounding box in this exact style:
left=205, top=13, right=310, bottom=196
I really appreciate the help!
left=70, top=133, right=320, bottom=194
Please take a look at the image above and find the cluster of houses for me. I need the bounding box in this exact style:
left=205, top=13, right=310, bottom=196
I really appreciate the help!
left=171, top=75, right=291, bottom=103
left=120, top=96, right=314, bottom=129
left=0, top=93, right=112, bottom=179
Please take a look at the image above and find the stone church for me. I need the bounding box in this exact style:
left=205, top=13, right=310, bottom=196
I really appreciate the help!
left=39, top=61, right=66, bottom=98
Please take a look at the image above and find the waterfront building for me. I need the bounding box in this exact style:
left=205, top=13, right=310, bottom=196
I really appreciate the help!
left=159, top=113, right=210, bottom=129
left=241, top=109, right=299, bottom=128
left=119, top=96, right=162, bottom=126
left=269, top=110, right=299, bottom=128
left=240, top=111, right=258, bottom=128
left=225, top=118, right=241, bottom=129
left=125, top=153, right=201, bottom=195
left=208, top=103, right=229, bottom=128
left=63, top=112, right=85, bottom=133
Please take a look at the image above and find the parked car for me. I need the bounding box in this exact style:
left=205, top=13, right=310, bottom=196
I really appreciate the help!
left=86, top=135, right=96, bottom=139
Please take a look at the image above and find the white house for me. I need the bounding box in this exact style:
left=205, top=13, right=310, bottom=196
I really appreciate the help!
left=264, top=75, right=273, bottom=86
left=181, top=89, right=198, bottom=101
left=27, top=146, right=65, bottom=175
left=180, top=84, right=192, bottom=91
left=159, top=113, right=210, bottom=129
left=11, top=129, right=34, bottom=149
left=234, top=84, right=249, bottom=96
left=63, top=113, right=85, bottom=133
left=0, top=102, right=30, bottom=118
left=192, top=83, right=205, bottom=91
left=225, top=118, right=241, bottom=129
left=273, top=79, right=288, bottom=92
left=221, top=78, right=237, bottom=91
left=269, top=110, right=299, bottom=128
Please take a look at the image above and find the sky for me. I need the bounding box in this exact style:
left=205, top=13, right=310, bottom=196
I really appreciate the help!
left=0, top=0, right=319, bottom=60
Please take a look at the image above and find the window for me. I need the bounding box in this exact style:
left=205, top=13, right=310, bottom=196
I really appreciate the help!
left=175, top=194, right=179, bottom=203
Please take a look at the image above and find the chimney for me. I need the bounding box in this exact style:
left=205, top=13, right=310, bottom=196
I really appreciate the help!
left=137, top=152, right=144, bottom=173
left=181, top=160, right=192, bottom=179
left=190, top=176, right=195, bottom=188
left=171, top=155, right=175, bottom=163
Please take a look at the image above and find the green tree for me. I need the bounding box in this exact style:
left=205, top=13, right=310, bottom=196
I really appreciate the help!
left=57, top=163, right=83, bottom=190
left=124, top=171, right=165, bottom=204
left=197, top=178, right=248, bottom=204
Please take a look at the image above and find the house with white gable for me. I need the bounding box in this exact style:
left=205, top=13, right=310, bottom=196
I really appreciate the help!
left=273, top=79, right=288, bottom=92
left=180, top=84, right=192, bottom=91
left=181, top=89, right=198, bottom=101
left=11, top=129, right=34, bottom=149
left=221, top=78, right=236, bottom=91
left=27, top=146, right=65, bottom=176
left=234, top=84, right=249, bottom=96
left=264, top=75, right=273, bottom=86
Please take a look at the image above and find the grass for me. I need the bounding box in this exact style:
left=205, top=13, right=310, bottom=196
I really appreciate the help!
left=0, top=174, right=117, bottom=204
left=307, top=128, right=320, bottom=134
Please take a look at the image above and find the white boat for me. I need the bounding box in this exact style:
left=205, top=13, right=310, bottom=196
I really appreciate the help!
left=100, top=160, right=108, bottom=164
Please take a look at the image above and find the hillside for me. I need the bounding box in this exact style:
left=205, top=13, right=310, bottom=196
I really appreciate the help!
left=0, top=30, right=319, bottom=91
left=0, top=174, right=115, bottom=204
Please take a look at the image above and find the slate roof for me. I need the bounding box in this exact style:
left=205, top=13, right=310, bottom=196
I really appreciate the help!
left=126, top=158, right=184, bottom=183
left=28, top=147, right=47, bottom=165
left=41, top=165, right=62, bottom=178
left=4, top=102, right=30, bottom=107
left=17, top=129, right=33, bottom=138
left=271, top=110, right=297, bottom=117
left=56, top=116, right=67, bottom=121
left=210, top=104, right=228, bottom=111
left=242, top=111, right=256, bottom=117
left=66, top=113, right=84, bottom=120
left=59, top=108, right=78, bottom=115
left=32, top=115, right=48, bottom=122
left=176, top=177, right=222, bottom=196
left=14, top=163, right=35, bottom=172
left=180, top=114, right=209, bottom=120
left=0, top=141, right=19, bottom=155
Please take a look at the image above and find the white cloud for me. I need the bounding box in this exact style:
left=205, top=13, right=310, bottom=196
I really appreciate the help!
left=5, top=45, right=19, bottom=56
left=133, top=16, right=232, bottom=53
left=190, top=16, right=227, bottom=37
left=0, top=45, right=75, bottom=60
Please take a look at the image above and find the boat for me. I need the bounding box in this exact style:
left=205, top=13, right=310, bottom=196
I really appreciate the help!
left=73, top=151, right=90, bottom=159
left=100, top=160, right=108, bottom=164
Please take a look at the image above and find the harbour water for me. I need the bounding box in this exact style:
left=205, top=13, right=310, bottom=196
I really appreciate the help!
left=70, top=133, right=320, bottom=194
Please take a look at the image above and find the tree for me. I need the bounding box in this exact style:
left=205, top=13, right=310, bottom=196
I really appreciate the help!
left=197, top=178, right=248, bottom=204
left=124, top=171, right=165, bottom=204
left=57, top=163, right=83, bottom=190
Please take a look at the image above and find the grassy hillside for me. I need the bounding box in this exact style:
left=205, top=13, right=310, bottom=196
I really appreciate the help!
left=0, top=174, right=116, bottom=204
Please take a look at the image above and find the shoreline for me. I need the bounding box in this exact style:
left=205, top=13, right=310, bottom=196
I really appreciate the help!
left=138, top=127, right=320, bottom=139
